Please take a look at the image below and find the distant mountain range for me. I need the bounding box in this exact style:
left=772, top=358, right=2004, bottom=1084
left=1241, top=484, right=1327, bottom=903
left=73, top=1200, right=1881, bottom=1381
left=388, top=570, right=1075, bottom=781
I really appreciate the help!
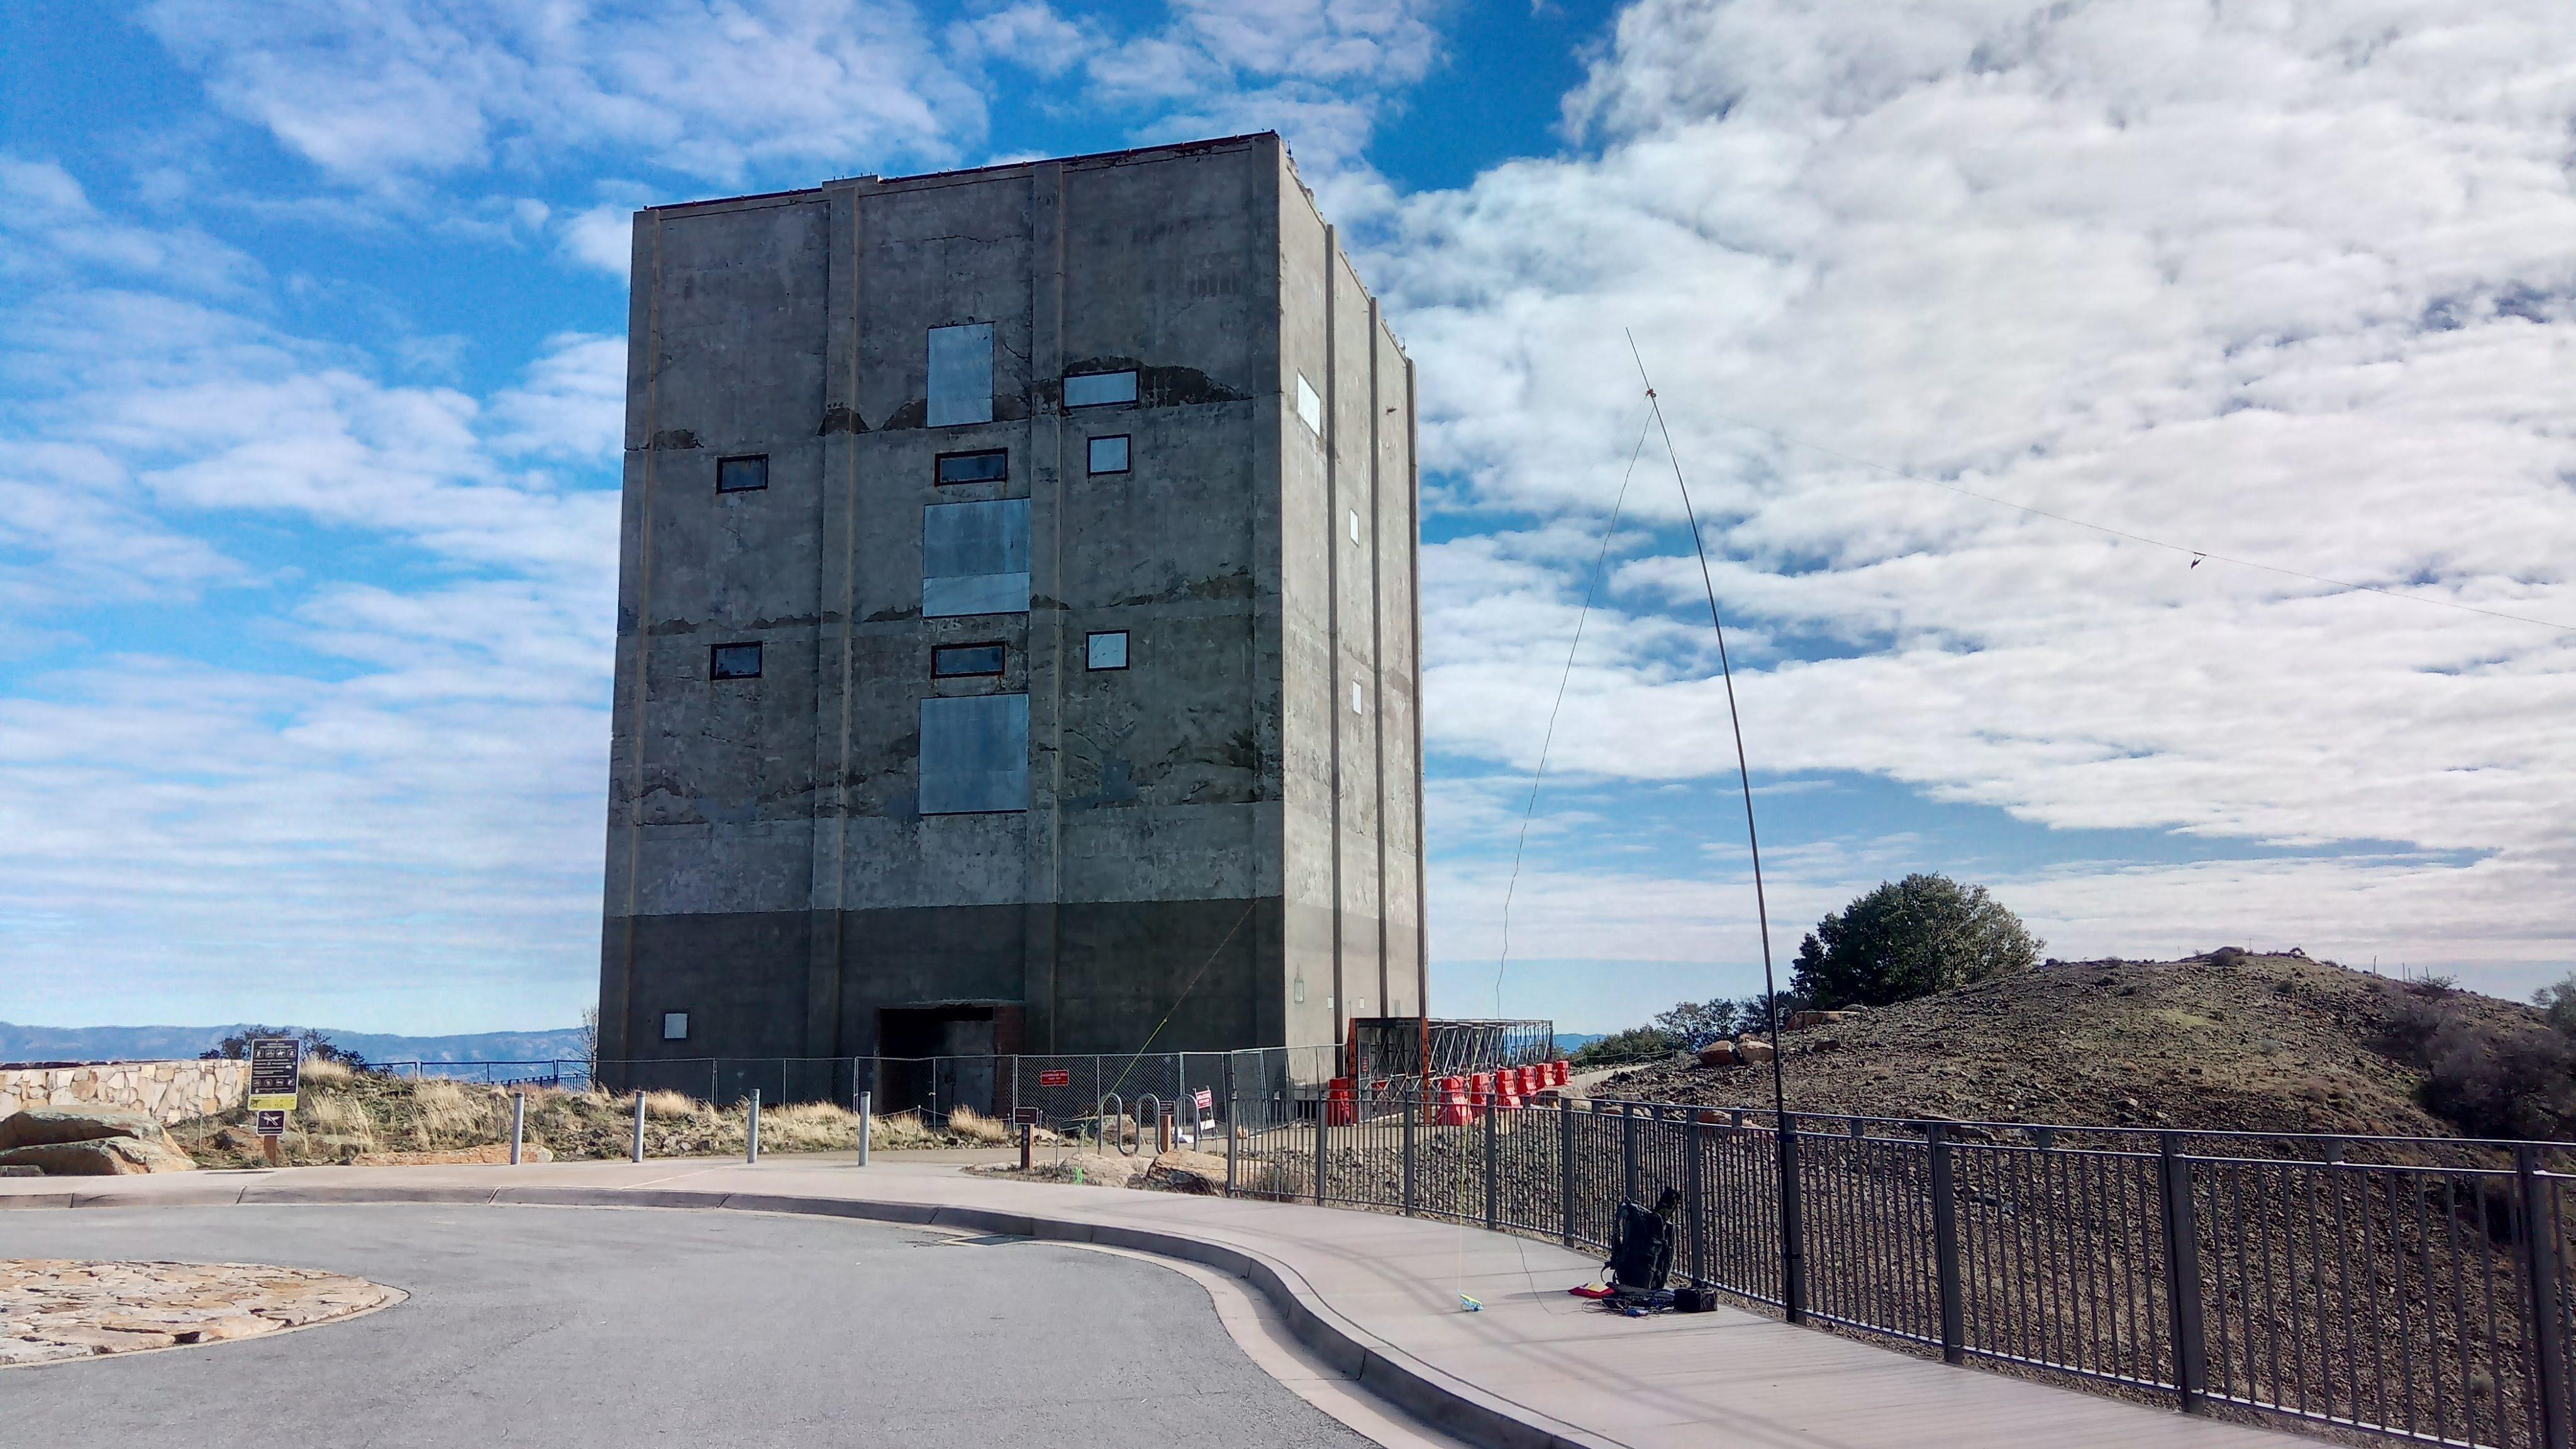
left=0, top=1021, right=589, bottom=1066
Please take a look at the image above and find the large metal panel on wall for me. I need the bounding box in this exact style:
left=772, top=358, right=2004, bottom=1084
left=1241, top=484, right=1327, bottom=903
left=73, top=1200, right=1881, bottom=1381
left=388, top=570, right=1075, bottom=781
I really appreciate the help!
left=923, top=497, right=1030, bottom=616
left=920, top=694, right=1029, bottom=814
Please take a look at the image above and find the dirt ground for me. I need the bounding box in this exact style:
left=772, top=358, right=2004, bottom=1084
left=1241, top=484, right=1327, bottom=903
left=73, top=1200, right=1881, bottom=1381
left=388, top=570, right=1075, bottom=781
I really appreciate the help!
left=1596, top=952, right=2544, bottom=1145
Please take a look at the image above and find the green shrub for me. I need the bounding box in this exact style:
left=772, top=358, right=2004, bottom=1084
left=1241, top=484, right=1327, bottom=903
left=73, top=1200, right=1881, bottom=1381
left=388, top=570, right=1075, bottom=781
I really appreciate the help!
left=1789, top=874, right=2041, bottom=1009
left=1570, top=1026, right=1683, bottom=1068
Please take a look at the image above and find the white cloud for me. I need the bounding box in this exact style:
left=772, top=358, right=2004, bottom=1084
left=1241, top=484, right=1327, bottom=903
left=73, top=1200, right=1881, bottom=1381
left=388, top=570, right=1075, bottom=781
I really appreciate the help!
left=1388, top=0, right=2576, bottom=992
left=559, top=203, right=636, bottom=278
left=139, top=0, right=989, bottom=187
left=490, top=333, right=628, bottom=460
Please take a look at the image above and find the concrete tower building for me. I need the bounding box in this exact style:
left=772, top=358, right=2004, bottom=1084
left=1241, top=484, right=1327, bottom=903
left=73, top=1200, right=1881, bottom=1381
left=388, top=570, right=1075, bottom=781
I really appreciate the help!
left=596, top=134, right=1425, bottom=1074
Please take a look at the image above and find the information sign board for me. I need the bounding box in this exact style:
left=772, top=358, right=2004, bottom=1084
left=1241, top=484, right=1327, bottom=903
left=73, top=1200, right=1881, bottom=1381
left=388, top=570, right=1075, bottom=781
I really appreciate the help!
left=254, top=1110, right=287, bottom=1137
left=1037, top=1069, right=1072, bottom=1089
left=247, top=1038, right=303, bottom=1112
left=1009, top=1107, right=1041, bottom=1125
left=1192, top=1089, right=1213, bottom=1113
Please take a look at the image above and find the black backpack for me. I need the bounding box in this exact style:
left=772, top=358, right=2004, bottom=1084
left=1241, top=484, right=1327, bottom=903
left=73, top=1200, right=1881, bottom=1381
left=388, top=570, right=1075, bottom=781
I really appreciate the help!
left=1606, top=1196, right=1677, bottom=1292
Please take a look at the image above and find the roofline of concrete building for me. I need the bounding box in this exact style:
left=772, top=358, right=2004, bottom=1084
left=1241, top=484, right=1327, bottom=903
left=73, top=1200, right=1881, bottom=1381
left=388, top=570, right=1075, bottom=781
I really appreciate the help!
left=644, top=131, right=1287, bottom=218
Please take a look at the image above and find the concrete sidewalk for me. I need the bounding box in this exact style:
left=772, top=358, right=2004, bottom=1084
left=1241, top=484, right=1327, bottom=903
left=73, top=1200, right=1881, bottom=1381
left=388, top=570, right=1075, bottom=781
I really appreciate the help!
left=1, top=1155, right=2286, bottom=1448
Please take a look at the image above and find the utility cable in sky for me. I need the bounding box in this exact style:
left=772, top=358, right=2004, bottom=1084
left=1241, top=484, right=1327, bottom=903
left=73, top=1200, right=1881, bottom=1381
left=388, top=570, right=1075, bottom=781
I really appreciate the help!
left=1492, top=405, right=1653, bottom=1019
left=1687, top=402, right=2575, bottom=635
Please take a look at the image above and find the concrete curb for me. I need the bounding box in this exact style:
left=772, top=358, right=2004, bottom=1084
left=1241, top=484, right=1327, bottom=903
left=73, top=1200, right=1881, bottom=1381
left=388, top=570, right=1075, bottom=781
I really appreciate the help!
left=20, top=1180, right=1614, bottom=1449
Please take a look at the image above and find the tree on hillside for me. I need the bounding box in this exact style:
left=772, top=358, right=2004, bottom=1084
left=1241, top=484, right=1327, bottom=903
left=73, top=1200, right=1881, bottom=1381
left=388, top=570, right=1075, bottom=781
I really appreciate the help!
left=1568, top=1026, right=1682, bottom=1068
left=1651, top=999, right=1740, bottom=1050
left=2534, top=974, right=2576, bottom=1036
left=1789, top=874, right=2041, bottom=1009
left=201, top=1026, right=366, bottom=1069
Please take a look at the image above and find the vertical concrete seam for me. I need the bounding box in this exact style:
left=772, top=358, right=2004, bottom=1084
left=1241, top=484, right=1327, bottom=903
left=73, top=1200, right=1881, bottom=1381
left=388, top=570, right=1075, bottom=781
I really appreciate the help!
left=1043, top=162, right=1067, bottom=1051
left=616, top=208, right=665, bottom=1062
left=825, top=185, right=865, bottom=1057
left=1322, top=221, right=1343, bottom=1048
left=1367, top=298, right=1389, bottom=1019
left=1406, top=353, right=1427, bottom=1016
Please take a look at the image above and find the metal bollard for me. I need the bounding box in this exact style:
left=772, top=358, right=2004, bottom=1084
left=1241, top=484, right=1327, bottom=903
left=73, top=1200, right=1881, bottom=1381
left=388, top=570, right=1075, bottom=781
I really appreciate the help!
left=746, top=1089, right=761, bottom=1164
left=509, top=1092, right=525, bottom=1165
left=857, top=1090, right=872, bottom=1167
left=631, top=1090, right=647, bottom=1163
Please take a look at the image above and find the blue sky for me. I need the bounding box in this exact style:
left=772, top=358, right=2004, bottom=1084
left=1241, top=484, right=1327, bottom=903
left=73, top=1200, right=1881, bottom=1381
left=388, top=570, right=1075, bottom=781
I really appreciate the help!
left=4, top=0, right=2572, bottom=1036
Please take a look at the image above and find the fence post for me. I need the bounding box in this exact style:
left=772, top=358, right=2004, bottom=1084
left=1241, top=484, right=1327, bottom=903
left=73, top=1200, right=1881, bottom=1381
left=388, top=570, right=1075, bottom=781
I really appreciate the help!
left=1560, top=1096, right=1577, bottom=1248
left=856, top=1090, right=871, bottom=1167
left=1780, top=1114, right=1807, bottom=1324
left=1685, top=1109, right=1706, bottom=1287
left=509, top=1092, right=525, bottom=1166
left=2519, top=1145, right=2572, bottom=1449
left=1402, top=1083, right=1418, bottom=1217
left=1484, top=1092, right=1500, bottom=1232
left=1623, top=1102, right=1641, bottom=1207
left=1927, top=1121, right=1963, bottom=1365
left=631, top=1091, right=647, bottom=1165
left=1314, top=1090, right=1330, bottom=1206
left=1224, top=1055, right=1238, bottom=1199
left=746, top=1089, right=761, bottom=1163
left=2157, top=1132, right=2209, bottom=1414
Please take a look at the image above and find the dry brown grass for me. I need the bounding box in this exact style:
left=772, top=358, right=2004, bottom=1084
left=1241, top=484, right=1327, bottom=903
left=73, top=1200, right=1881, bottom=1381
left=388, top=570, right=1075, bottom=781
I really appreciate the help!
left=300, top=1058, right=355, bottom=1084
left=641, top=1089, right=702, bottom=1120
left=945, top=1104, right=1008, bottom=1144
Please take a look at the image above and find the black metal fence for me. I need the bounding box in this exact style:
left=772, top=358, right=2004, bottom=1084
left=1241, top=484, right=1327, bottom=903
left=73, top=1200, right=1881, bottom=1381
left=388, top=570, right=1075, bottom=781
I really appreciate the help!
left=1223, top=1085, right=2576, bottom=1449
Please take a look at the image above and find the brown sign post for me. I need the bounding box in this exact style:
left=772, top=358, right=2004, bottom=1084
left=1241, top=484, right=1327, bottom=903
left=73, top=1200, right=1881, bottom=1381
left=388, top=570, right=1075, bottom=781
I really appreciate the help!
left=247, top=1038, right=302, bottom=1166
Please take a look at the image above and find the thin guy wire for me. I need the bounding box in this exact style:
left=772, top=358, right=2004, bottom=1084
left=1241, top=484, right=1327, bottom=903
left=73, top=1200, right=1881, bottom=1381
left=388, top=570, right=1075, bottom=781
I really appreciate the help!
left=1492, top=406, right=1657, bottom=1016
left=1691, top=405, right=2573, bottom=635
left=1625, top=331, right=1789, bottom=1127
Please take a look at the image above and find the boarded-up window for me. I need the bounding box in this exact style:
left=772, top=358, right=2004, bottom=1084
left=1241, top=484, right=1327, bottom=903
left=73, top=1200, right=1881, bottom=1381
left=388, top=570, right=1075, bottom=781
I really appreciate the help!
left=923, top=498, right=1029, bottom=616
left=1087, top=435, right=1130, bottom=475
left=1296, top=372, right=1322, bottom=433
left=920, top=693, right=1028, bottom=814
left=1064, top=369, right=1138, bottom=407
left=931, top=642, right=1005, bottom=677
left=927, top=323, right=994, bottom=427
left=1086, top=631, right=1128, bottom=670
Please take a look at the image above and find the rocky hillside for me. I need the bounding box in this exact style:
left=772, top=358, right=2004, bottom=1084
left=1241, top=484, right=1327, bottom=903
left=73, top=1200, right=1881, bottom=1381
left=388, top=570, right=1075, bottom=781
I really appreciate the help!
left=1596, top=951, right=2563, bottom=1145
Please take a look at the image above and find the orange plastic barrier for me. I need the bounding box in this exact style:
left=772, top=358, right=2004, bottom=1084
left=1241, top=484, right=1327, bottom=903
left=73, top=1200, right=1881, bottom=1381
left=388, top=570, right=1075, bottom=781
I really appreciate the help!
left=1552, top=1060, right=1570, bottom=1087
left=1325, top=1077, right=1356, bottom=1126
left=1433, top=1075, right=1475, bottom=1126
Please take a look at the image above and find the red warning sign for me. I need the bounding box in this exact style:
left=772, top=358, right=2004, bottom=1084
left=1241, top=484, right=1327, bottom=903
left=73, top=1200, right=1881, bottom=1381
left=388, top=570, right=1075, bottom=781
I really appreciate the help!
left=1038, top=1069, right=1072, bottom=1089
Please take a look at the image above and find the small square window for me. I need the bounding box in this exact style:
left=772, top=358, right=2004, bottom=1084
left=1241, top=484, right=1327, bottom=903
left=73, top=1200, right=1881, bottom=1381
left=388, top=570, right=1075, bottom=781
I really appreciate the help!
left=1296, top=374, right=1323, bottom=434
left=1087, top=631, right=1129, bottom=671
left=1087, top=435, right=1130, bottom=475
left=711, top=642, right=762, bottom=680
left=662, top=1012, right=689, bottom=1041
left=1350, top=680, right=1363, bottom=714
left=1064, top=370, right=1139, bottom=408
left=718, top=455, right=769, bottom=493
left=936, top=449, right=1008, bottom=486
left=932, top=642, right=1006, bottom=678
left=1348, top=509, right=1360, bottom=543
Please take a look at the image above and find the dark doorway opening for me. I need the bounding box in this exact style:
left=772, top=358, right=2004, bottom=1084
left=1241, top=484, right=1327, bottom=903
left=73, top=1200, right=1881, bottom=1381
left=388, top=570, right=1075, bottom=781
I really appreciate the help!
left=877, top=1005, right=1001, bottom=1119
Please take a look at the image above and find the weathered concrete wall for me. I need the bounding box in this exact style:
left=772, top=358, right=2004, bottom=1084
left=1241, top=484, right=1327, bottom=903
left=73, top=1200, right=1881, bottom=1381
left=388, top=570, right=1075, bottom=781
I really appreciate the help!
left=601, top=135, right=1420, bottom=1069
left=0, top=1060, right=248, bottom=1125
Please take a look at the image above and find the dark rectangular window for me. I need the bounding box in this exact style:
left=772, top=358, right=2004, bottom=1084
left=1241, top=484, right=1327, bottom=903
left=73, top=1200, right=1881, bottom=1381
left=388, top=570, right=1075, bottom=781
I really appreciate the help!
left=931, top=642, right=1006, bottom=678
left=710, top=642, right=762, bottom=680
left=717, top=455, right=769, bottom=492
left=1087, top=436, right=1130, bottom=475
left=936, top=449, right=1008, bottom=486
left=1063, top=369, right=1139, bottom=408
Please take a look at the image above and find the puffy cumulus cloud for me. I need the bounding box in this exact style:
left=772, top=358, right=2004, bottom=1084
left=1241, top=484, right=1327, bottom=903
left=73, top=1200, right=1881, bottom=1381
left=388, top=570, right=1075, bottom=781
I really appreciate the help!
left=138, top=0, right=989, bottom=187
left=0, top=174, right=622, bottom=1028
left=1079, top=0, right=1446, bottom=170
left=1379, top=0, right=2576, bottom=987
left=138, top=0, right=1443, bottom=199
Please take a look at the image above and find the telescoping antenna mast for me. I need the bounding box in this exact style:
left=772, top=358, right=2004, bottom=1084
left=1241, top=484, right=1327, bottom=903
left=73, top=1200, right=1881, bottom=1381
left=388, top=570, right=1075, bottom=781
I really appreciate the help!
left=1626, top=332, right=1800, bottom=1312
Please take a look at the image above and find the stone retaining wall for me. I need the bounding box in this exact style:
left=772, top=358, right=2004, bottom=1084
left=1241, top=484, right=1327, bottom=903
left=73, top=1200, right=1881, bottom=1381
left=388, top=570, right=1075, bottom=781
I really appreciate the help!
left=0, top=1060, right=250, bottom=1124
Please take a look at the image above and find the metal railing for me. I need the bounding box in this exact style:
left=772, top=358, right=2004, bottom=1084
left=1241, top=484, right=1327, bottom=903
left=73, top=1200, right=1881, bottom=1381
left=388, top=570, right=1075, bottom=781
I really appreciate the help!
left=1221, top=1084, right=2576, bottom=1448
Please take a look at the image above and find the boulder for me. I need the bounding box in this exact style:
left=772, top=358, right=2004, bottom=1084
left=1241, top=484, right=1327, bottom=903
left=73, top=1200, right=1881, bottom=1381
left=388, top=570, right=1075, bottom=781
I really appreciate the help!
left=1141, top=1148, right=1231, bottom=1194
left=0, top=1135, right=197, bottom=1175
left=1695, top=1042, right=1740, bottom=1068
left=1733, top=1037, right=1777, bottom=1064
left=0, top=1106, right=175, bottom=1152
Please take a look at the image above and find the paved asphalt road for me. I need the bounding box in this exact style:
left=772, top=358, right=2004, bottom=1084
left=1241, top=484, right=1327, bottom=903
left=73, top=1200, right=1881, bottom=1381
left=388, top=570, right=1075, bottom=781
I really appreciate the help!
left=0, top=1203, right=1374, bottom=1447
